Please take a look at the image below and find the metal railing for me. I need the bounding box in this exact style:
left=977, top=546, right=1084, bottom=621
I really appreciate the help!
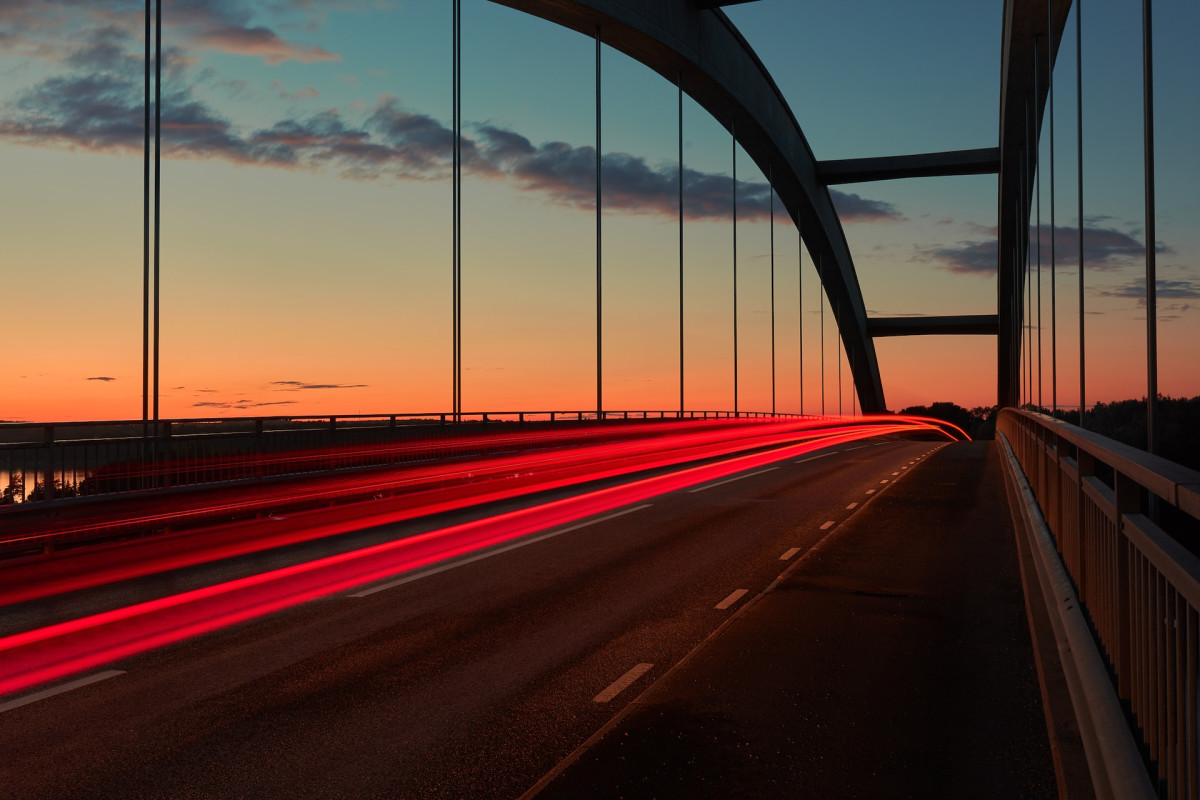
left=999, top=408, right=1200, bottom=800
left=0, top=409, right=806, bottom=506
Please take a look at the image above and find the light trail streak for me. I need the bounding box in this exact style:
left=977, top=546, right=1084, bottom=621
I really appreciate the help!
left=0, top=418, right=952, bottom=698
left=1, top=416, right=961, bottom=605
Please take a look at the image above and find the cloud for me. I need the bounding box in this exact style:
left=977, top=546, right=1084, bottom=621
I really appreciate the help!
left=829, top=190, right=902, bottom=223
left=270, top=380, right=368, bottom=390
left=917, top=223, right=1169, bottom=276
left=1095, top=278, right=1200, bottom=304
left=0, top=21, right=898, bottom=224
left=86, top=376, right=116, bottom=381
left=193, top=400, right=299, bottom=409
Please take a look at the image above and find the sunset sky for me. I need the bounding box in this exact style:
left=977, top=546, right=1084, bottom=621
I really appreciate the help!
left=2, top=0, right=1196, bottom=422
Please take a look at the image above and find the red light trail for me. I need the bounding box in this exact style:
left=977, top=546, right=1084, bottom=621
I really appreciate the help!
left=0, top=416, right=957, bottom=698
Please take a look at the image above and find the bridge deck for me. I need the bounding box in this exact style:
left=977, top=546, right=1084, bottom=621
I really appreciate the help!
left=536, top=441, right=1069, bottom=798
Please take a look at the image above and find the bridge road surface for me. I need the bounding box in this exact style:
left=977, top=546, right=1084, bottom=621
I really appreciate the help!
left=0, top=439, right=1056, bottom=799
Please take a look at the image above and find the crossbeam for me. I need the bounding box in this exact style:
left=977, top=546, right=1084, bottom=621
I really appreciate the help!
left=692, top=0, right=761, bottom=7
left=817, top=148, right=1001, bottom=185
left=867, top=315, right=999, bottom=338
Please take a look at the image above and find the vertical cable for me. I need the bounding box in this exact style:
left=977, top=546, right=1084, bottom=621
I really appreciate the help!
left=1076, top=0, right=1085, bottom=426
left=1143, top=0, right=1158, bottom=453
left=836, top=297, right=842, bottom=416
left=731, top=122, right=738, bottom=415
left=451, top=0, right=460, bottom=418
left=1049, top=0, right=1057, bottom=413
left=142, top=0, right=150, bottom=433
left=798, top=226, right=803, bottom=415
left=152, top=0, right=161, bottom=427
left=595, top=27, right=603, bottom=418
left=819, top=254, right=825, bottom=416
left=769, top=166, right=776, bottom=416
left=678, top=74, right=684, bottom=416
left=1022, top=135, right=1030, bottom=406
left=1035, top=40, right=1043, bottom=409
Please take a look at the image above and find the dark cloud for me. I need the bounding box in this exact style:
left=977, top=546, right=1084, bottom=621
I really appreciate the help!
left=0, top=22, right=897, bottom=224
left=1095, top=278, right=1200, bottom=304
left=86, top=376, right=116, bottom=381
left=193, top=400, right=299, bottom=409
left=270, top=381, right=368, bottom=390
left=918, top=223, right=1169, bottom=276
left=829, top=190, right=902, bottom=223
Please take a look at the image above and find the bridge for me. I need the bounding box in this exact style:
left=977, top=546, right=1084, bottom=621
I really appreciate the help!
left=1, top=1, right=1198, bottom=798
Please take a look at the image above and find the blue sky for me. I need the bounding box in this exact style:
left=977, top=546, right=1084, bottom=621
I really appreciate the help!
left=1, top=0, right=1196, bottom=420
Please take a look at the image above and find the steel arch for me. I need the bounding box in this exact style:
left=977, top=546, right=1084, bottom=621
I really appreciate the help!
left=491, top=0, right=887, bottom=413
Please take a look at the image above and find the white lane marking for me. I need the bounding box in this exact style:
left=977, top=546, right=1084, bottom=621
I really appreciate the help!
left=844, top=445, right=869, bottom=451
left=0, top=671, right=125, bottom=714
left=779, top=547, right=801, bottom=561
left=794, top=452, right=836, bottom=464
left=687, top=467, right=778, bottom=493
left=715, top=588, right=750, bottom=610
left=866, top=489, right=876, bottom=495
left=593, top=663, right=654, bottom=703
left=846, top=502, right=858, bottom=510
left=891, top=471, right=900, bottom=476
left=880, top=479, right=889, bottom=484
left=820, top=520, right=836, bottom=530
left=350, top=504, right=653, bottom=597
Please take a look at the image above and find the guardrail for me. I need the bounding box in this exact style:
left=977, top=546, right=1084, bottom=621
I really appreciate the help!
left=0, top=410, right=804, bottom=505
left=998, top=408, right=1200, bottom=800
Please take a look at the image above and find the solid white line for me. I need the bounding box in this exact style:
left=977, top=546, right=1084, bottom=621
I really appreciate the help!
left=846, top=502, right=858, bottom=510
left=687, top=467, right=778, bottom=493
left=593, top=663, right=653, bottom=703
left=794, top=452, right=836, bottom=464
left=715, top=588, right=749, bottom=610
left=0, top=671, right=125, bottom=714
left=779, top=547, right=801, bottom=561
left=349, top=504, right=653, bottom=597
left=820, top=520, right=835, bottom=530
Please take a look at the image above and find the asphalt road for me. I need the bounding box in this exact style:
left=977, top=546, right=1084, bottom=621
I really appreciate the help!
left=0, top=437, right=1004, bottom=799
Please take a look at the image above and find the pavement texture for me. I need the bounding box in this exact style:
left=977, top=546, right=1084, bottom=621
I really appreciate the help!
left=537, top=440, right=1059, bottom=799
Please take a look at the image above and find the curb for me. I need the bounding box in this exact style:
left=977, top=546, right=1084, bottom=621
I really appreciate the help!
left=996, top=432, right=1156, bottom=800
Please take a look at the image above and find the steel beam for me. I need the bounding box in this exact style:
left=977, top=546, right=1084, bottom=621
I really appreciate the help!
left=998, top=0, right=1073, bottom=408
left=867, top=315, right=1000, bottom=338
left=817, top=148, right=1000, bottom=185
left=489, top=0, right=887, bottom=412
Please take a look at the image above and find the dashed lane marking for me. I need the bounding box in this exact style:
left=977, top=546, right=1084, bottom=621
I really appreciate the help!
left=866, top=489, right=876, bottom=495
left=593, top=663, right=654, bottom=703
left=779, top=547, right=801, bottom=561
left=846, top=502, right=858, bottom=510
left=820, top=520, right=836, bottom=530
left=0, top=671, right=125, bottom=714
left=794, top=452, right=836, bottom=464
left=715, top=589, right=750, bottom=610
left=687, top=467, right=778, bottom=493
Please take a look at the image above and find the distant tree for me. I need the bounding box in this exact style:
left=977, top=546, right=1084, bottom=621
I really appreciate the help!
left=0, top=473, right=23, bottom=505
left=1049, top=396, right=1200, bottom=471
left=897, top=402, right=996, bottom=440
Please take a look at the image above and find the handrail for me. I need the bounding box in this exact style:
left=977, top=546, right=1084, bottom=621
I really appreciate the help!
left=998, top=407, right=1200, bottom=799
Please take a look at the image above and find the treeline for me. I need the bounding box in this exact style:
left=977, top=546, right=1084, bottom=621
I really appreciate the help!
left=1040, top=396, right=1200, bottom=472
left=891, top=396, right=1200, bottom=472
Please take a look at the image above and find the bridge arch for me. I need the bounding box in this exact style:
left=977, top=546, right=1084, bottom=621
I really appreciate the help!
left=493, top=0, right=887, bottom=412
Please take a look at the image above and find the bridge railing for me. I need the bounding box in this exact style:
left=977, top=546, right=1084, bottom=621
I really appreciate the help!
left=999, top=408, right=1200, bottom=799
left=0, top=410, right=805, bottom=506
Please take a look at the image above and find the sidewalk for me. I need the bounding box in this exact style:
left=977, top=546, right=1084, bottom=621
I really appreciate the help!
left=536, top=441, right=1068, bottom=799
